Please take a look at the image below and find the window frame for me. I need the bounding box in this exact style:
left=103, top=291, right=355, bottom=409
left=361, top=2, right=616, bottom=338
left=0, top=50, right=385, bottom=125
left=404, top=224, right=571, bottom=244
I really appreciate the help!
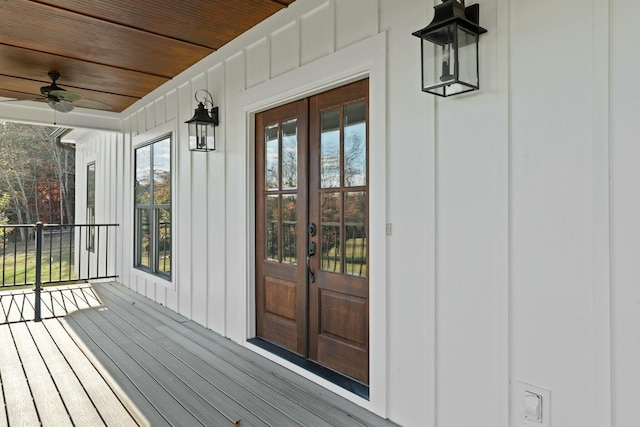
left=134, top=133, right=172, bottom=280
left=86, top=161, right=96, bottom=252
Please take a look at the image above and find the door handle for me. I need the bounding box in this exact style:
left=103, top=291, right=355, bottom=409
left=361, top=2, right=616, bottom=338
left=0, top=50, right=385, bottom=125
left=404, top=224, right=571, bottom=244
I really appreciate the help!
left=306, top=241, right=316, bottom=283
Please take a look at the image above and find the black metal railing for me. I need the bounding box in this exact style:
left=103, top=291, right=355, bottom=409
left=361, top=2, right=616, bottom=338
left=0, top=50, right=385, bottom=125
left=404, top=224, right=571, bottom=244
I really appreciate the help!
left=266, top=220, right=297, bottom=263
left=321, top=221, right=367, bottom=277
left=264, top=219, right=367, bottom=276
left=0, top=222, right=119, bottom=321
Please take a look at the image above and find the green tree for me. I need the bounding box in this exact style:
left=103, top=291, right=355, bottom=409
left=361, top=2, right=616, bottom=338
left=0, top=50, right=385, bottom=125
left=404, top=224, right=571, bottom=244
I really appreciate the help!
left=0, top=122, right=75, bottom=239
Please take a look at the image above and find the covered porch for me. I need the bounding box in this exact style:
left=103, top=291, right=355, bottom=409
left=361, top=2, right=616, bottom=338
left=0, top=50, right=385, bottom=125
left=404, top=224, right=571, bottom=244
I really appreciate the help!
left=0, top=282, right=396, bottom=426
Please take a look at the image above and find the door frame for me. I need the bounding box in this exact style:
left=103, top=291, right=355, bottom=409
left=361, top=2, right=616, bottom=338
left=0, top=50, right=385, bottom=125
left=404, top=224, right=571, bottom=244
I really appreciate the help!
left=236, top=33, right=388, bottom=415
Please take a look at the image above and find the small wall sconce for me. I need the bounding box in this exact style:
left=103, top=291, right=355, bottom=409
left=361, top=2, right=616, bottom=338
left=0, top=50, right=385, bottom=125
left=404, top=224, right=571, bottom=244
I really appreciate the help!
left=185, top=89, right=219, bottom=151
left=413, top=0, right=487, bottom=97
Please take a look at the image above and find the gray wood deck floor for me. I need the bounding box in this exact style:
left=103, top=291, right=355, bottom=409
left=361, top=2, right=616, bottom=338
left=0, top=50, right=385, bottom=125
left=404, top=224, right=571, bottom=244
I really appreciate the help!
left=0, top=282, right=398, bottom=426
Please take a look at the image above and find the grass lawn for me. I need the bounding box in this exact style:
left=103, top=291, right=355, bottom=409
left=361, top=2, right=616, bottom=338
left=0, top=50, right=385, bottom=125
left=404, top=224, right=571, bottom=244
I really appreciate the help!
left=0, top=233, right=77, bottom=287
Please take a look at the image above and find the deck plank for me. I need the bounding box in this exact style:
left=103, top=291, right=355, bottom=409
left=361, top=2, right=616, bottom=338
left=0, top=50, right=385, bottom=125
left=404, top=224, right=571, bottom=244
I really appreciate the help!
left=0, top=292, right=31, bottom=323
left=0, top=374, right=8, bottom=427
left=99, top=283, right=370, bottom=426
left=43, top=319, right=141, bottom=427
left=97, top=282, right=398, bottom=427
left=2, top=282, right=398, bottom=427
left=0, top=324, right=39, bottom=426
left=25, top=320, right=105, bottom=426
left=96, top=288, right=314, bottom=427
left=10, top=322, right=72, bottom=427
left=84, top=307, right=241, bottom=426
left=63, top=308, right=205, bottom=426
left=97, top=285, right=347, bottom=427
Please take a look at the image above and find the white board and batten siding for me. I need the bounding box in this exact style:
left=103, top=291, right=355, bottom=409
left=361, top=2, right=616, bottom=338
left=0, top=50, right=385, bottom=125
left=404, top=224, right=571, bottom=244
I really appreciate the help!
left=72, top=0, right=640, bottom=426
left=75, top=131, right=121, bottom=280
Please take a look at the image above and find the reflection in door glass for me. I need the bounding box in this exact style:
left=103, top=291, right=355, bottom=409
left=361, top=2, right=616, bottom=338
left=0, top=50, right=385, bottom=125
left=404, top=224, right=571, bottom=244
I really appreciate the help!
left=320, top=109, right=340, bottom=188
left=265, top=124, right=279, bottom=190
left=345, top=192, right=367, bottom=277
left=344, top=102, right=367, bottom=187
left=282, top=194, right=297, bottom=264
left=321, top=192, right=341, bottom=273
left=266, top=195, right=279, bottom=261
left=282, top=119, right=298, bottom=190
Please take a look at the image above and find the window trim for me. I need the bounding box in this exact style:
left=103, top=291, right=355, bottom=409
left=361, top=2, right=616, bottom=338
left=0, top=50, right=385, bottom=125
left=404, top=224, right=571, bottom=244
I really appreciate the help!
left=133, top=132, right=173, bottom=281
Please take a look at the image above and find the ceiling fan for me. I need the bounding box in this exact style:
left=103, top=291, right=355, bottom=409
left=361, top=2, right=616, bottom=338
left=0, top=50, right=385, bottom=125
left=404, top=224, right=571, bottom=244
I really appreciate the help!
left=1, top=72, right=112, bottom=113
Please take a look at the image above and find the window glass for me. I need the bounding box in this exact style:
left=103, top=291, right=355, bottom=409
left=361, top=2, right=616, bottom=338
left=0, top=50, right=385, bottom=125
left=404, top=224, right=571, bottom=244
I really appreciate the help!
left=265, top=124, right=279, bottom=191
left=282, top=119, right=298, bottom=190
left=135, top=145, right=151, bottom=204
left=344, top=102, right=367, bottom=187
left=320, top=109, right=340, bottom=188
left=134, top=135, right=171, bottom=278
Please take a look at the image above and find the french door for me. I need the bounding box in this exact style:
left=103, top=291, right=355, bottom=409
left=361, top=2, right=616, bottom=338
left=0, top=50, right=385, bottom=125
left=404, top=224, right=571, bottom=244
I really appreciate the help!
left=256, top=79, right=369, bottom=384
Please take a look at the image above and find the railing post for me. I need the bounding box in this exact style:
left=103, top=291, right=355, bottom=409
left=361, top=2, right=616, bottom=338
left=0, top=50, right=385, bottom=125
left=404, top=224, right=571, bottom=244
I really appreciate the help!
left=34, top=222, right=43, bottom=322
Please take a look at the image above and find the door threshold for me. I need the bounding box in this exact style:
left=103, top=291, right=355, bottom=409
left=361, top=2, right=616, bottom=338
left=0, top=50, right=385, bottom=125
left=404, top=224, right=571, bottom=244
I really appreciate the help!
left=247, top=337, right=369, bottom=400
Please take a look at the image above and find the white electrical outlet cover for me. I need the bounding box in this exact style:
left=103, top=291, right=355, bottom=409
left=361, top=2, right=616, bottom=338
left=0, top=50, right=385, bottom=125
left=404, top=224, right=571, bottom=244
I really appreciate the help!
left=516, top=381, right=551, bottom=427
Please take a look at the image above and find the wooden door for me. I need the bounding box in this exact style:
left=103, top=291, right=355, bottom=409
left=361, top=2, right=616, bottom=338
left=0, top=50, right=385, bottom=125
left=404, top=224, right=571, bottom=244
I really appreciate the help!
left=256, top=79, right=369, bottom=384
left=308, top=80, right=369, bottom=384
left=256, top=99, right=309, bottom=355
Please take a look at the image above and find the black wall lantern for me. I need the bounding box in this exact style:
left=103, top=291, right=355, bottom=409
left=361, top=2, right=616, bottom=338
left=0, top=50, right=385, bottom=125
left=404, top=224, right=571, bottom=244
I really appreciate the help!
left=185, top=89, right=219, bottom=152
left=413, top=0, right=487, bottom=97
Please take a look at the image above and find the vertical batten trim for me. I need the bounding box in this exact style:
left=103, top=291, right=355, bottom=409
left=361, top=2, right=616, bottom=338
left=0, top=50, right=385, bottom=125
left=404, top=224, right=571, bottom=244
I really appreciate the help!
left=330, top=0, right=337, bottom=54
left=297, top=17, right=302, bottom=69
left=496, top=0, right=511, bottom=425
left=221, top=61, right=229, bottom=337
left=592, top=0, right=613, bottom=425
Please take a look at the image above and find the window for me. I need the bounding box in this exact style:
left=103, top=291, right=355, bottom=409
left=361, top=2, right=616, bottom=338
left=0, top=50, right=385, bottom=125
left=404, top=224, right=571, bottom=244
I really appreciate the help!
left=86, top=162, right=95, bottom=252
left=134, top=135, right=171, bottom=278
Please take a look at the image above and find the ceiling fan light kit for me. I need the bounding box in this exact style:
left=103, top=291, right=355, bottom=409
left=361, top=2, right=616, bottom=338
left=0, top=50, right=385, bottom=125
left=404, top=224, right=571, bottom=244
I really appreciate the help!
left=48, top=99, right=75, bottom=113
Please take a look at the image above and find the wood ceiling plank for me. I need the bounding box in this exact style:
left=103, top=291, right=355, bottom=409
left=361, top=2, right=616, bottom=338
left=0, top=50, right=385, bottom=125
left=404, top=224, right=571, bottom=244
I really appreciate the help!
left=0, top=45, right=168, bottom=99
left=32, top=0, right=289, bottom=49
left=0, top=0, right=298, bottom=114
left=0, top=0, right=213, bottom=77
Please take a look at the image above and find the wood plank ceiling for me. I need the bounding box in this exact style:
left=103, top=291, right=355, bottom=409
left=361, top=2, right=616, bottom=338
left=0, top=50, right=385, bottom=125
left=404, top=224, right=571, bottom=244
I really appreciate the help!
left=0, top=0, right=296, bottom=113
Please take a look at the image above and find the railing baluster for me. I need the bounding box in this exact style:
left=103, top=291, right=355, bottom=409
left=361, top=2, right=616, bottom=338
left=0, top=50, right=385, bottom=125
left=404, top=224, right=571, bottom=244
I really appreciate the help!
left=68, top=227, right=72, bottom=281
left=96, top=226, right=101, bottom=279
left=104, top=226, right=109, bottom=278
left=34, top=222, right=43, bottom=322
left=78, top=226, right=83, bottom=280
left=13, top=230, right=17, bottom=285
left=2, top=231, right=6, bottom=286
left=57, top=226, right=62, bottom=281
left=23, top=230, right=28, bottom=285
left=48, top=226, right=53, bottom=282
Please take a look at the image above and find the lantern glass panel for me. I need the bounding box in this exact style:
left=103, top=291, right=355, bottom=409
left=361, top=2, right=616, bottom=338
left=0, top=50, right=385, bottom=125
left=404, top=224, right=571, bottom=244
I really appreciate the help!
left=421, top=23, right=480, bottom=97
left=456, top=26, right=479, bottom=89
left=189, top=121, right=215, bottom=151
left=188, top=122, right=198, bottom=150
left=421, top=23, right=457, bottom=93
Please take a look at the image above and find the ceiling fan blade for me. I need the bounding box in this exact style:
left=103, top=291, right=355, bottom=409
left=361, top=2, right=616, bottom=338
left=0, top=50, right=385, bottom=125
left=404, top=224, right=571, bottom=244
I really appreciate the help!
left=0, top=97, right=43, bottom=103
left=49, top=89, right=83, bottom=102
left=73, top=98, right=113, bottom=111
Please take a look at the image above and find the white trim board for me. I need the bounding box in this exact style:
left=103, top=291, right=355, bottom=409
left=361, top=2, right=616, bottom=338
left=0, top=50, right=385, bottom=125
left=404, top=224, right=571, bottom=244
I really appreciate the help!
left=234, top=32, right=388, bottom=416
